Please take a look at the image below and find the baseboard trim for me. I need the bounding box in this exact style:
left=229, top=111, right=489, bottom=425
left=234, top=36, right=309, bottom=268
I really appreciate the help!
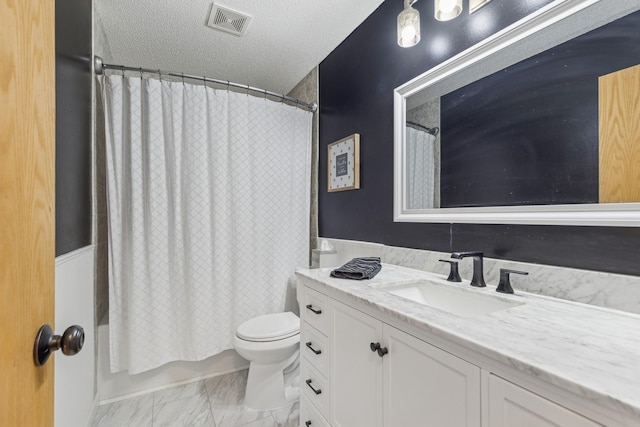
left=98, top=365, right=250, bottom=405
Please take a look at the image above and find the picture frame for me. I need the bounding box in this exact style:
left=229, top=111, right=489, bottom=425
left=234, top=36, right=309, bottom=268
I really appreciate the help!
left=328, top=133, right=360, bottom=192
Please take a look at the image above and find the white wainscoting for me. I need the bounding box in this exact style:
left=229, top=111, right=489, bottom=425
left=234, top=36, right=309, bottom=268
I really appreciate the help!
left=55, top=246, right=96, bottom=427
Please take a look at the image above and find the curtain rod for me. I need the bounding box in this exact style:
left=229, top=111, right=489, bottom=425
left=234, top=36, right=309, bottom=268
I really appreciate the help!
left=406, top=121, right=439, bottom=136
left=93, top=56, right=318, bottom=113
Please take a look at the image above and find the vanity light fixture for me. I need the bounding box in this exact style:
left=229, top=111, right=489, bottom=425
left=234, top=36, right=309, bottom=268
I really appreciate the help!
left=434, top=0, right=463, bottom=21
left=398, top=0, right=421, bottom=48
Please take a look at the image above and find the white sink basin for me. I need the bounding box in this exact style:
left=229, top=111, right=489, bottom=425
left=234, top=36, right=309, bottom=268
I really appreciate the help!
left=378, top=279, right=524, bottom=317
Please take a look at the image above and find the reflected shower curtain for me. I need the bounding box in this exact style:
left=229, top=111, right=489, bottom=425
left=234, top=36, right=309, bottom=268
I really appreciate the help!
left=103, top=75, right=311, bottom=374
left=406, top=126, right=436, bottom=209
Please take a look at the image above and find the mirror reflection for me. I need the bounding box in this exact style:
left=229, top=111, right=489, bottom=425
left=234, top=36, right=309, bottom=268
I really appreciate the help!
left=404, top=4, right=640, bottom=211
left=406, top=121, right=439, bottom=209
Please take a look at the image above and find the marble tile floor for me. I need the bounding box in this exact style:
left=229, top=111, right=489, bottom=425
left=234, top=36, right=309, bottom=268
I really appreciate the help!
left=92, top=369, right=299, bottom=427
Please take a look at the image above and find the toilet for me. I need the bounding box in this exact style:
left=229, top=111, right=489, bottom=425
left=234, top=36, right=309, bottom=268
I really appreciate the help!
left=233, top=311, right=301, bottom=410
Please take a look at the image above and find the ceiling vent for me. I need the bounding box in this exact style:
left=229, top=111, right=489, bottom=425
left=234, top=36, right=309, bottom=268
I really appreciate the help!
left=207, top=4, right=252, bottom=37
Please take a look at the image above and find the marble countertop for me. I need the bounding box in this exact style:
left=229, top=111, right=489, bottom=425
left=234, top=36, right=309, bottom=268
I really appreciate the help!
left=296, top=264, right=640, bottom=422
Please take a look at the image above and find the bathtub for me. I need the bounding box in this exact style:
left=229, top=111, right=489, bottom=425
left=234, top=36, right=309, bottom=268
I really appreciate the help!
left=97, top=318, right=248, bottom=402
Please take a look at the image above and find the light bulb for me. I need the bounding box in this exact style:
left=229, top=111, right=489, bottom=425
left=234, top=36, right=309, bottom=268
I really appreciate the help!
left=434, top=0, right=462, bottom=21
left=401, top=25, right=417, bottom=41
left=439, top=0, right=457, bottom=13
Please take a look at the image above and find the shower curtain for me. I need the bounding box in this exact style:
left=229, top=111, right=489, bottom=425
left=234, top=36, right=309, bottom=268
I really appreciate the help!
left=103, top=74, right=312, bottom=374
left=406, top=126, right=436, bottom=210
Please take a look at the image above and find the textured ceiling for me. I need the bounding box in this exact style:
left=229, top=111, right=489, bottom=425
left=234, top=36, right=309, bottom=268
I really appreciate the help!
left=96, top=0, right=384, bottom=94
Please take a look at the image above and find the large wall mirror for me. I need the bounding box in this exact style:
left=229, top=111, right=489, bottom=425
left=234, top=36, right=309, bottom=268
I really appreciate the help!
left=394, top=0, right=640, bottom=226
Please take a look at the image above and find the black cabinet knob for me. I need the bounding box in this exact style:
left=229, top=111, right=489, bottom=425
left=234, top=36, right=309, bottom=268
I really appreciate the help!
left=305, top=421, right=312, bottom=426
left=370, top=342, right=388, bottom=357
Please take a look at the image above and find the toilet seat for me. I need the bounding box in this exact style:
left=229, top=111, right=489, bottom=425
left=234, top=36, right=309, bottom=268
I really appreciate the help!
left=237, top=312, right=300, bottom=342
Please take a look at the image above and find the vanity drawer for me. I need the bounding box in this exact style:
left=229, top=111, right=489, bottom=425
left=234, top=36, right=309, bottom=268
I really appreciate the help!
left=300, top=394, right=330, bottom=427
left=301, top=359, right=329, bottom=417
left=301, top=323, right=328, bottom=375
left=302, top=287, right=329, bottom=335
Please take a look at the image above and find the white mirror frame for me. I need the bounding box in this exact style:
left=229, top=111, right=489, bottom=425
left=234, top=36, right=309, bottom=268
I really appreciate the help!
left=394, top=0, right=640, bottom=226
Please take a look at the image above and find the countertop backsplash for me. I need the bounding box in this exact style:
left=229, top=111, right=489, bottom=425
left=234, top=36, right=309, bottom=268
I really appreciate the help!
left=322, top=237, right=640, bottom=315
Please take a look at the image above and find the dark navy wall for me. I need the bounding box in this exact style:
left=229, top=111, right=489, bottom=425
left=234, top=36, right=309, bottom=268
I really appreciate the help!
left=319, top=0, right=640, bottom=276
left=56, top=0, right=93, bottom=256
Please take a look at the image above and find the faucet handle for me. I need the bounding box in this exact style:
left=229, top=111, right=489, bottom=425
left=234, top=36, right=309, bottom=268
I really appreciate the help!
left=438, top=259, right=462, bottom=282
left=496, top=269, right=529, bottom=294
left=451, top=251, right=483, bottom=259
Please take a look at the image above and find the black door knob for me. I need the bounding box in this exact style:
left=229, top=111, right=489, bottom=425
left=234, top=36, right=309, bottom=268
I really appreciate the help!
left=34, top=324, right=85, bottom=366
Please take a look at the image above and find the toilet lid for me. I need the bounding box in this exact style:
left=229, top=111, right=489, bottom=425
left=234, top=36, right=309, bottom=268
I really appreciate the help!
left=237, top=312, right=300, bottom=342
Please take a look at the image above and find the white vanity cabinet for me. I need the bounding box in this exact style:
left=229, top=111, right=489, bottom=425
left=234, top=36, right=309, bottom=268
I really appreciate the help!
left=297, top=267, right=636, bottom=427
left=300, top=286, right=332, bottom=426
left=330, top=301, right=480, bottom=427
left=330, top=299, right=383, bottom=427
left=330, top=299, right=481, bottom=427
left=487, top=375, right=602, bottom=427
left=382, top=318, right=481, bottom=426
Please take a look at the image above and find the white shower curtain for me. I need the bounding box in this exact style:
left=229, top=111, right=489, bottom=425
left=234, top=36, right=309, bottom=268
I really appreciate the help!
left=103, top=74, right=312, bottom=374
left=406, top=126, right=436, bottom=210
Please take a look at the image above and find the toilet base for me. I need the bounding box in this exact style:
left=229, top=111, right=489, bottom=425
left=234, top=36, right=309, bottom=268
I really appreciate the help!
left=243, top=351, right=300, bottom=411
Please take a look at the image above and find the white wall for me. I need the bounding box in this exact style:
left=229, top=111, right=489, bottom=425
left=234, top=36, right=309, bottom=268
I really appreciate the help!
left=94, top=3, right=114, bottom=63
left=55, top=246, right=96, bottom=427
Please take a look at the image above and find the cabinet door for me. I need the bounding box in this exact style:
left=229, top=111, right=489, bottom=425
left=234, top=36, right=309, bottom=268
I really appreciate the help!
left=331, top=301, right=383, bottom=427
left=489, top=375, right=602, bottom=427
left=383, top=325, right=481, bottom=427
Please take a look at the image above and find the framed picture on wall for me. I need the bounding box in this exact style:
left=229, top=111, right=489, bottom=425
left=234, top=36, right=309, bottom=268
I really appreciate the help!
left=328, top=133, right=360, bottom=192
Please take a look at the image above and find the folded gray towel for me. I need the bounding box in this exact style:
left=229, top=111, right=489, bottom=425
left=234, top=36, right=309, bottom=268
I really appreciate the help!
left=330, top=257, right=382, bottom=280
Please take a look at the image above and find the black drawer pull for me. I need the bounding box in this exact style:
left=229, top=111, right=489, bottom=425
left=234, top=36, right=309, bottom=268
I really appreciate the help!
left=305, top=421, right=312, bottom=426
left=305, top=379, right=322, bottom=395
left=370, top=342, right=381, bottom=352
left=306, top=341, right=322, bottom=355
left=377, top=346, right=389, bottom=357
left=306, top=304, right=322, bottom=315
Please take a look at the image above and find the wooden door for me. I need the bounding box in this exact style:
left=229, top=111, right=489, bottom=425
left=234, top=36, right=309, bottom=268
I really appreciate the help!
left=0, top=1, right=56, bottom=426
left=599, top=64, right=640, bottom=203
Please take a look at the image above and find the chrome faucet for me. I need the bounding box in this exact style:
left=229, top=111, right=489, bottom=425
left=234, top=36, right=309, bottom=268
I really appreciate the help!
left=451, top=251, right=486, bottom=287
